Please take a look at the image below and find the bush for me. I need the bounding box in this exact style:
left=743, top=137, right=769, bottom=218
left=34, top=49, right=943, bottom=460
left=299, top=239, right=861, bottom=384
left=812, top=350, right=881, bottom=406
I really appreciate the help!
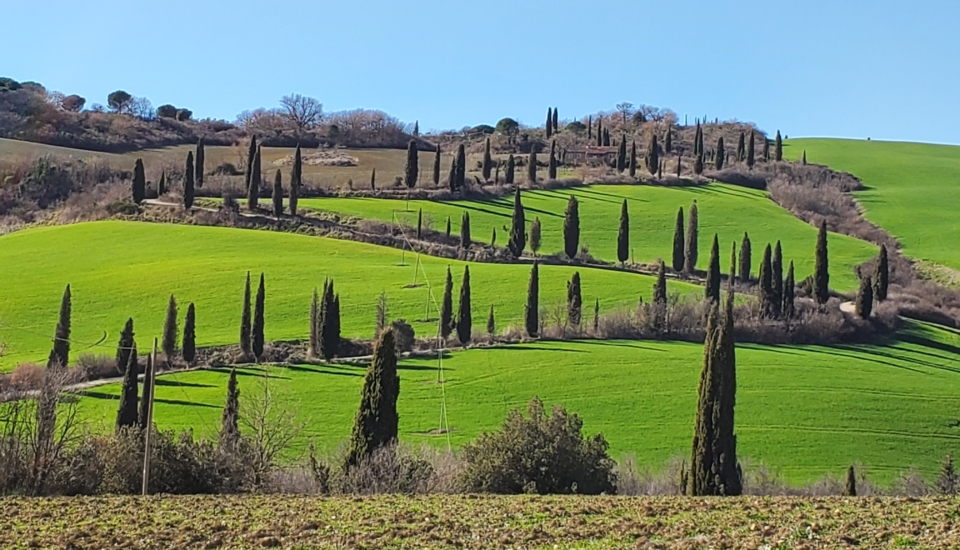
left=211, top=161, right=241, bottom=176
left=459, top=397, right=616, bottom=494
left=390, top=319, right=415, bottom=353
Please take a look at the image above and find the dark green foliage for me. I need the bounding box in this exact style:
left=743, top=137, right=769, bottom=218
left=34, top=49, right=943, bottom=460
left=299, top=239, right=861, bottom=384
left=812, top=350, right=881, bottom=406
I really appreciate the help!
left=783, top=262, right=796, bottom=318
left=567, top=272, right=582, bottom=328
left=487, top=305, right=496, bottom=337
left=162, top=294, right=178, bottom=363
left=688, top=297, right=741, bottom=496
left=195, top=137, right=205, bottom=188
left=416, top=208, right=423, bottom=240
left=460, top=211, right=470, bottom=248
left=617, top=200, right=629, bottom=265
left=244, top=136, right=257, bottom=205
left=240, top=273, right=252, bottom=358
left=459, top=397, right=616, bottom=494
left=248, top=145, right=262, bottom=210
left=138, top=354, right=153, bottom=430
left=844, top=465, right=857, bottom=496
left=182, top=151, right=195, bottom=209
left=158, top=171, right=166, bottom=196
left=937, top=454, right=959, bottom=495
left=616, top=135, right=627, bottom=173
left=182, top=303, right=196, bottom=364
left=739, top=233, right=752, bottom=282
left=116, top=317, right=134, bottom=375
left=505, top=154, right=515, bottom=184
left=729, top=241, right=737, bottom=283
left=593, top=298, right=600, bottom=334
left=525, top=262, right=539, bottom=338
left=693, top=122, right=702, bottom=156
left=47, top=284, right=72, bottom=369
left=705, top=235, right=721, bottom=302
left=856, top=276, right=873, bottom=319
left=545, top=107, right=553, bottom=138
left=596, top=117, right=602, bottom=146
left=694, top=150, right=704, bottom=175
left=456, top=266, right=472, bottom=345
left=815, top=220, right=830, bottom=304
left=715, top=137, right=725, bottom=170
left=684, top=201, right=698, bottom=273
left=132, top=159, right=146, bottom=204
left=664, top=128, right=672, bottom=153
left=530, top=217, right=542, bottom=257
left=759, top=244, right=774, bottom=317
left=588, top=116, right=593, bottom=140
left=433, top=144, right=441, bottom=187
left=252, top=273, right=265, bottom=361
left=676, top=153, right=682, bottom=177
left=736, top=131, right=745, bottom=162
left=653, top=260, right=667, bottom=330
left=628, top=141, right=637, bottom=178
left=370, top=168, right=376, bottom=190
left=772, top=241, right=783, bottom=317
left=272, top=170, right=283, bottom=217
left=775, top=130, right=783, bottom=161
left=309, top=289, right=319, bottom=357
left=491, top=227, right=497, bottom=246
left=508, top=188, right=526, bottom=257
left=802, top=150, right=807, bottom=165
left=345, top=328, right=400, bottom=468
left=763, top=137, right=770, bottom=162
left=404, top=139, right=418, bottom=189
left=448, top=156, right=458, bottom=193
left=746, top=131, right=756, bottom=168
left=527, top=150, right=537, bottom=183
left=563, top=195, right=580, bottom=260
left=552, top=107, right=559, bottom=133
left=482, top=138, right=492, bottom=181
left=455, top=143, right=466, bottom=191
left=289, top=144, right=301, bottom=216
left=440, top=267, right=454, bottom=340
left=446, top=216, right=451, bottom=237
left=646, top=135, right=659, bottom=176
left=548, top=140, right=558, bottom=180
left=319, top=279, right=340, bottom=360
left=672, top=207, right=685, bottom=271
left=873, top=244, right=889, bottom=302
left=603, top=128, right=610, bottom=147
left=115, top=341, right=139, bottom=432
left=220, top=368, right=240, bottom=448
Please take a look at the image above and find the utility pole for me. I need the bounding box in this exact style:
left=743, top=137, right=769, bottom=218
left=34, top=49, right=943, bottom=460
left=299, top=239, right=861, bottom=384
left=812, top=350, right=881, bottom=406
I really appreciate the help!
left=141, top=337, right=158, bottom=496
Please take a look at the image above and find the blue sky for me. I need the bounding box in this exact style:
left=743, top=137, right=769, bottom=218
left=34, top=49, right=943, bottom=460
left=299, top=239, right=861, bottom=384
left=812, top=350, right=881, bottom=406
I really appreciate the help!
left=5, top=0, right=958, bottom=143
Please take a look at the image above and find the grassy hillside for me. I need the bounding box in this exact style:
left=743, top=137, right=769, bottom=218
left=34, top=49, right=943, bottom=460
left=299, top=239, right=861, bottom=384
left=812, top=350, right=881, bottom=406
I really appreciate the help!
left=785, top=139, right=960, bottom=273
left=76, top=322, right=960, bottom=484
left=299, top=183, right=877, bottom=292
left=0, top=221, right=697, bottom=368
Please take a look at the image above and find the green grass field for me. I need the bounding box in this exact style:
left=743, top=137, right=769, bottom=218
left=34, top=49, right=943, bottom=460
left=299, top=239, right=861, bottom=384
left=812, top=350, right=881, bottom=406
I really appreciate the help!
left=785, top=139, right=960, bottom=273
left=75, top=321, right=960, bottom=484
left=299, top=183, right=877, bottom=292
left=0, top=220, right=698, bottom=369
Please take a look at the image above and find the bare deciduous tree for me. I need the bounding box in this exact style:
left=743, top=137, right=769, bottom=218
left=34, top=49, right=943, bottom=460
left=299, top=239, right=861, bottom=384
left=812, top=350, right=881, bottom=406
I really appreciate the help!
left=279, top=94, right=323, bottom=136
left=616, top=102, right=634, bottom=125
left=240, top=367, right=307, bottom=484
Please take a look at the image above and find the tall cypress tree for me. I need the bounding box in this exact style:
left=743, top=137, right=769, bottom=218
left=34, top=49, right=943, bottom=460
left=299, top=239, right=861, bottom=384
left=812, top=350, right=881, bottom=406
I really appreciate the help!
left=508, top=188, right=526, bottom=257
left=527, top=150, right=537, bottom=183
left=115, top=340, right=139, bottom=432
left=545, top=107, right=553, bottom=138
left=617, top=199, right=629, bottom=265
left=416, top=208, right=423, bottom=240
left=272, top=169, right=283, bottom=217
left=491, top=227, right=497, bottom=246
left=646, top=135, right=659, bottom=176
left=445, top=215, right=451, bottom=237
left=739, top=232, right=752, bottom=282
left=195, top=137, right=205, bottom=188
left=746, top=130, right=756, bottom=168
left=772, top=241, right=783, bottom=317
left=653, top=260, right=667, bottom=330
left=628, top=141, right=637, bottom=177
left=289, top=143, right=301, bottom=216
left=548, top=140, right=558, bottom=180
left=844, top=465, right=857, bottom=497
left=448, top=156, right=458, bottom=193
left=132, top=158, right=146, bottom=204
left=736, top=131, right=745, bottom=162
left=487, top=305, right=496, bottom=337
left=505, top=154, right=515, bottom=184
left=345, top=328, right=400, bottom=468
left=482, top=137, right=493, bottom=181
left=456, top=266, right=472, bottom=345
left=783, top=261, right=796, bottom=319
left=603, top=128, right=610, bottom=146
left=552, top=107, right=559, bottom=132
left=433, top=144, right=441, bottom=187
left=672, top=207, right=685, bottom=271
left=775, top=130, right=783, bottom=161
left=162, top=294, right=178, bottom=364
left=706, top=235, right=721, bottom=302
left=759, top=244, right=773, bottom=317
left=525, top=262, right=539, bottom=338
left=309, top=288, right=319, bottom=357
left=157, top=170, right=166, bottom=196
left=685, top=201, right=699, bottom=273
left=440, top=267, right=454, bottom=340
left=588, top=115, right=593, bottom=140
left=244, top=135, right=257, bottom=193
left=530, top=217, right=542, bottom=257
left=182, top=303, right=196, bottom=364
left=693, top=122, right=702, bottom=156
left=873, top=244, right=889, bottom=302
left=319, top=279, right=340, bottom=360
left=240, top=272, right=252, bottom=359
left=762, top=136, right=770, bottom=162
left=694, top=150, right=704, bottom=175
left=802, top=150, right=807, bottom=165
left=856, top=276, right=873, bottom=319
left=567, top=272, right=582, bottom=328
left=116, top=317, right=135, bottom=375
left=138, top=353, right=153, bottom=430
left=248, top=145, right=262, bottom=210
left=616, top=136, right=627, bottom=172
left=183, top=151, right=195, bottom=209
left=596, top=117, right=603, bottom=146
left=455, top=143, right=466, bottom=191
left=563, top=195, right=580, bottom=260
left=715, top=137, right=725, bottom=170
left=253, top=273, right=265, bottom=361
left=664, top=128, right=673, bottom=153
left=404, top=139, right=419, bottom=189
left=593, top=298, right=600, bottom=335
left=815, top=220, right=829, bottom=304
left=220, top=368, right=240, bottom=448
left=460, top=211, right=471, bottom=248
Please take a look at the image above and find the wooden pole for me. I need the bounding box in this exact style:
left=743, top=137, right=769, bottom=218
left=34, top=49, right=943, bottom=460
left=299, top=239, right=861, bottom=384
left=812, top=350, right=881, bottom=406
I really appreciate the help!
left=141, top=337, right=158, bottom=496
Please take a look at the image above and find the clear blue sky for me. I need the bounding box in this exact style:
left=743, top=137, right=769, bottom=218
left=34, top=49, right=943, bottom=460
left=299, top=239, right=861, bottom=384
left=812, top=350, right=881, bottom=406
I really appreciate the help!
left=5, top=0, right=958, bottom=144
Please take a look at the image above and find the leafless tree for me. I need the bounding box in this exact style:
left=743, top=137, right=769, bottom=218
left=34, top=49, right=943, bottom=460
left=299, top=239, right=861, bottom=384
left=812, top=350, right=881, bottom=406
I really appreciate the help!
left=616, top=102, right=634, bottom=125
left=240, top=367, right=307, bottom=484
left=279, top=94, right=323, bottom=136
left=128, top=96, right=155, bottom=120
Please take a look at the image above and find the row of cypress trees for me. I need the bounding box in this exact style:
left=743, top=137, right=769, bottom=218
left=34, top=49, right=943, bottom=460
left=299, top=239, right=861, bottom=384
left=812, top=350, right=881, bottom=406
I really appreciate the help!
left=438, top=266, right=473, bottom=344
left=310, top=279, right=342, bottom=360
left=238, top=272, right=267, bottom=362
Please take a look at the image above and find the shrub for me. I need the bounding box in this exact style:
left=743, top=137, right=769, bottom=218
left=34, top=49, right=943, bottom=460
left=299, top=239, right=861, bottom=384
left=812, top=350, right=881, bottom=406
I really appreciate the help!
left=211, top=161, right=241, bottom=176
left=390, top=319, right=415, bottom=353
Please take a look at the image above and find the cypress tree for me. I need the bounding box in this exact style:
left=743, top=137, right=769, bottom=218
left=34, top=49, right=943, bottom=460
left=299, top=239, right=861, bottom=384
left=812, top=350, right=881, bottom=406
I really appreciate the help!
left=746, top=130, right=756, bottom=168
left=873, top=244, right=889, bottom=302
left=693, top=122, right=702, bottom=156
left=705, top=235, right=721, bottom=302
left=132, top=158, right=146, bottom=204
left=289, top=144, right=301, bottom=216
left=844, top=465, right=857, bottom=496
left=252, top=273, right=265, bottom=361
left=183, top=151, right=195, bottom=209
left=646, top=135, right=659, bottom=175
left=593, top=298, right=600, bottom=334
left=530, top=217, right=542, bottom=257
left=617, top=199, right=629, bottom=265
left=440, top=267, right=454, bottom=340
left=664, top=128, right=673, bottom=153
left=505, top=154, right=515, bottom=184
left=487, top=305, right=496, bottom=337
left=856, top=276, right=873, bottom=319
left=195, top=137, right=205, bottom=188
left=482, top=137, right=492, bottom=181
left=248, top=145, right=262, bottom=210
left=672, top=207, right=685, bottom=271
left=802, top=150, right=807, bottom=165
left=416, top=208, right=423, bottom=240
left=244, top=135, right=257, bottom=192
left=772, top=241, right=783, bottom=317
left=138, top=353, right=153, bottom=430
left=456, top=266, right=472, bottom=345
left=183, top=303, right=196, bottom=364
left=115, top=317, right=135, bottom=375
left=548, top=140, right=558, bottom=180
left=445, top=216, right=451, bottom=237
left=736, top=131, right=745, bottom=162
left=115, top=340, right=139, bottom=432
left=491, top=227, right=496, bottom=246
left=272, top=169, right=283, bottom=217
left=653, top=260, right=667, bottom=330
left=628, top=141, right=637, bottom=177
left=220, top=368, right=240, bottom=448
left=240, top=272, right=252, bottom=359
left=448, top=156, right=458, bottom=193
left=525, top=262, right=539, bottom=338
left=309, top=288, right=319, bottom=357
left=685, top=201, right=699, bottom=273
left=508, top=188, right=526, bottom=257
left=545, top=107, right=553, bottom=138
left=937, top=454, right=958, bottom=495
left=319, top=279, right=340, bottom=360
left=161, top=294, right=178, bottom=364
left=552, top=107, right=559, bottom=133
left=588, top=115, right=593, bottom=140
left=527, top=150, right=537, bottom=183
left=694, top=150, right=704, bottom=175
left=815, top=220, right=829, bottom=304
left=345, top=328, right=400, bottom=468
left=616, top=136, right=627, bottom=172
left=404, top=139, right=418, bottom=189
left=158, top=170, right=166, bottom=196
left=759, top=244, right=773, bottom=317
left=715, top=137, right=725, bottom=170
left=783, top=261, right=796, bottom=319
left=596, top=117, right=603, bottom=146
left=762, top=137, right=770, bottom=162
left=567, top=272, right=582, bottom=328
left=563, top=195, right=580, bottom=260
left=333, top=293, right=343, bottom=361
left=433, top=144, right=441, bottom=187
left=775, top=130, right=783, bottom=161
left=455, top=143, right=466, bottom=191
left=676, top=153, right=682, bottom=177
left=603, top=128, right=610, bottom=147
left=460, top=211, right=471, bottom=248
left=739, top=232, right=752, bottom=282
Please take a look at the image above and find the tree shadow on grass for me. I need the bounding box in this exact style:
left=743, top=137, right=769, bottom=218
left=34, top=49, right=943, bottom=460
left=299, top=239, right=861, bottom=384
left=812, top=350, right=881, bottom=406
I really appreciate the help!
left=203, top=367, right=292, bottom=381
left=572, top=339, right=672, bottom=352
left=897, top=332, right=960, bottom=357
left=283, top=364, right=363, bottom=378
left=81, top=391, right=219, bottom=409
left=800, top=346, right=926, bottom=375
left=496, top=345, right=587, bottom=353
left=154, top=379, right=215, bottom=389
left=738, top=343, right=802, bottom=356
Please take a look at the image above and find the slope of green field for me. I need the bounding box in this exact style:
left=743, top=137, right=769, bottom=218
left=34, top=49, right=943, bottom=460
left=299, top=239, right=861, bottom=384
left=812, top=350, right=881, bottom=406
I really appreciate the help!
left=785, top=139, right=960, bottom=272
left=0, top=221, right=697, bottom=368
left=299, top=183, right=877, bottom=292
left=75, top=321, right=960, bottom=484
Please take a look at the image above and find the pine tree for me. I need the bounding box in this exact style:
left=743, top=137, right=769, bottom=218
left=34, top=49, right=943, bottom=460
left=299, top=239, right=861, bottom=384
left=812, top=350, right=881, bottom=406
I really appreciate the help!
left=240, top=272, right=252, bottom=359
left=617, top=200, right=629, bottom=265
left=783, top=262, right=796, bottom=319
left=527, top=150, right=537, bottom=183
left=530, top=217, right=542, bottom=257
left=873, top=244, right=889, bottom=302
left=162, top=294, right=178, bottom=364
left=775, top=130, right=783, bottom=161
left=739, top=232, right=752, bottom=282
left=404, top=139, right=418, bottom=189
left=252, top=273, right=265, bottom=361
left=115, top=340, right=139, bottom=431
left=132, top=158, right=146, bottom=204
left=856, top=276, right=873, bottom=319
left=616, top=136, right=627, bottom=173
left=116, top=317, right=135, bottom=375
left=563, top=195, right=580, bottom=260
left=456, top=266, right=472, bottom=345
left=345, top=328, right=400, bottom=468
left=548, top=140, right=558, bottom=180
left=653, top=260, right=667, bottom=330
left=545, top=107, right=553, bottom=139
left=460, top=211, right=471, bottom=248
left=248, top=144, right=262, bottom=210
left=244, top=135, right=257, bottom=192
left=746, top=130, right=756, bottom=168
left=664, top=128, right=673, bottom=153
left=195, top=137, right=205, bottom=188
left=567, top=272, right=582, bottom=328
left=628, top=141, right=637, bottom=177
left=772, top=241, right=783, bottom=317
left=759, top=244, right=773, bottom=317
left=525, top=262, right=539, bottom=338
left=486, top=305, right=496, bottom=337
left=815, top=220, right=829, bottom=304
left=736, top=131, right=745, bottom=162
left=646, top=135, right=659, bottom=176
left=220, top=368, right=240, bottom=448
left=182, top=303, right=196, bottom=364
left=508, top=188, right=526, bottom=257
left=505, top=154, right=515, bottom=184
left=455, top=143, right=466, bottom=191
left=309, top=288, right=320, bottom=357
left=672, top=207, right=685, bottom=271
left=844, top=465, right=857, bottom=496
left=440, top=267, right=454, bottom=340
left=138, top=353, right=153, bottom=430
left=482, top=137, right=493, bottom=181
left=685, top=201, right=699, bottom=273
left=715, top=137, right=725, bottom=170
left=433, top=144, right=441, bottom=187
left=158, top=170, right=166, bottom=196
left=289, top=144, right=301, bottom=216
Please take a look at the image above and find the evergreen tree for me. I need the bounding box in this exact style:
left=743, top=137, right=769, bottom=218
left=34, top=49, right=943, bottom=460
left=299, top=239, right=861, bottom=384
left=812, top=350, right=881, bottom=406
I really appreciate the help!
left=856, top=276, right=873, bottom=319
left=404, top=139, right=419, bottom=189
left=802, top=150, right=807, bottom=165
left=289, top=144, right=301, bottom=216
left=563, top=195, right=580, bottom=260
left=345, top=328, right=400, bottom=467
left=132, top=158, right=146, bottom=204
left=433, top=144, right=441, bottom=187
left=653, top=260, right=667, bottom=330
left=617, top=200, right=629, bottom=265
left=552, top=107, right=559, bottom=133
left=240, top=272, right=252, bottom=359
left=588, top=115, right=593, bottom=140
left=736, top=131, right=745, bottom=162
left=455, top=143, right=466, bottom=191
left=460, top=211, right=471, bottom=248
left=684, top=201, right=699, bottom=273
left=772, top=241, right=783, bottom=317
left=413, top=121, right=419, bottom=136
left=116, top=317, right=135, bottom=375
left=482, top=137, right=492, bottom=181
left=676, top=153, right=682, bottom=177
left=440, top=267, right=454, bottom=340
left=774, top=130, right=783, bottom=161
left=628, top=141, right=637, bottom=177
left=138, top=353, right=153, bottom=430
left=762, top=137, right=770, bottom=162
left=505, top=154, right=515, bottom=184
left=319, top=279, right=340, bottom=360
left=815, top=220, right=829, bottom=304
left=694, top=150, right=704, bottom=175
left=616, top=135, right=627, bottom=172
left=705, top=235, right=721, bottom=302
left=508, top=188, right=526, bottom=257
left=739, top=232, right=752, bottom=282
left=646, top=135, right=659, bottom=175
left=567, top=272, right=582, bottom=328
left=672, top=207, right=685, bottom=271
left=596, top=117, right=603, bottom=146
left=844, top=465, right=857, bottom=496
left=491, top=227, right=497, bottom=246
left=249, top=145, right=263, bottom=210
left=220, top=368, right=240, bottom=448
left=244, top=135, right=257, bottom=192
left=525, top=262, right=539, bottom=337
left=545, top=107, right=553, bottom=138
left=456, top=266, right=472, bottom=345
left=487, top=305, right=496, bottom=337
left=448, top=156, right=458, bottom=193
left=370, top=168, right=377, bottom=190
left=309, top=288, right=319, bottom=357
left=115, top=340, right=139, bottom=432
left=664, top=128, right=673, bottom=153
left=195, top=137, right=205, bottom=188
left=746, top=130, right=756, bottom=168
left=715, top=137, right=725, bottom=170
left=416, top=208, right=422, bottom=240
left=548, top=140, right=558, bottom=180
left=183, top=151, right=195, bottom=209
left=693, top=122, right=702, bottom=156
left=272, top=169, right=283, bottom=217
left=783, top=262, right=796, bottom=319
left=873, top=244, right=889, bottom=302
left=183, top=303, right=196, bottom=364
left=603, top=128, right=610, bottom=147
left=759, top=244, right=773, bottom=317
left=252, top=273, right=265, bottom=361
left=158, top=170, right=166, bottom=196
left=445, top=216, right=451, bottom=237
left=530, top=217, right=542, bottom=257
left=593, top=298, right=600, bottom=334
left=162, top=294, right=178, bottom=364
left=527, top=150, right=537, bottom=183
